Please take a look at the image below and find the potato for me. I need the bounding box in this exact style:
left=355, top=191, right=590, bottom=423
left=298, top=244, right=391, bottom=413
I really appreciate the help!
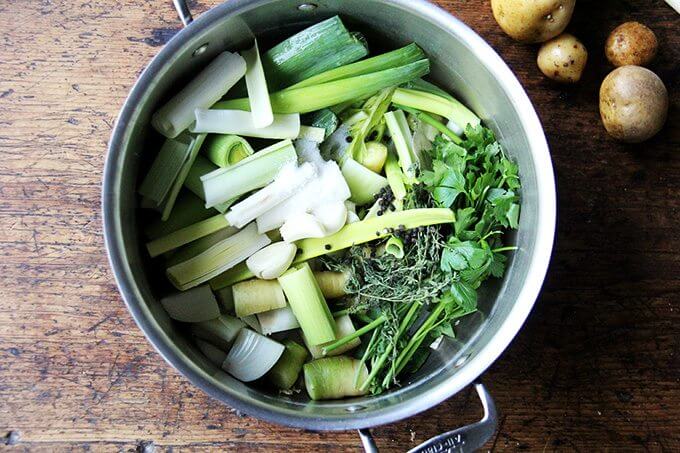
left=537, top=34, right=588, bottom=83
left=491, top=0, right=576, bottom=43
left=599, top=66, right=668, bottom=143
left=605, top=22, right=658, bottom=67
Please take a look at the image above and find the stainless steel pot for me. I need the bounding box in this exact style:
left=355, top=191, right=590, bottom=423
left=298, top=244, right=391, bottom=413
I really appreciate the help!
left=103, top=0, right=557, bottom=450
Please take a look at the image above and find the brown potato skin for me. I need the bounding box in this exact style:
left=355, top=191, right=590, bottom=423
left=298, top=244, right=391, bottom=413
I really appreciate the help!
left=605, top=22, right=658, bottom=67
left=537, top=34, right=588, bottom=83
left=491, top=0, right=576, bottom=43
left=599, top=66, right=668, bottom=143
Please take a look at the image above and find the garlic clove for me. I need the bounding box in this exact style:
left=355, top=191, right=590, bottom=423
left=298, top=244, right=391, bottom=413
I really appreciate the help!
left=246, top=242, right=297, bottom=280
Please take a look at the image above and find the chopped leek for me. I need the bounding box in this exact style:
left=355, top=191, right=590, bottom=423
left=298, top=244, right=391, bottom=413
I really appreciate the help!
left=289, top=43, right=426, bottom=89
left=232, top=279, right=287, bottom=317
left=345, top=88, right=395, bottom=162
left=258, top=306, right=300, bottom=335
left=243, top=41, right=274, bottom=128
left=167, top=223, right=271, bottom=290
left=211, top=208, right=456, bottom=288
left=266, top=340, right=308, bottom=390
left=314, top=271, right=350, bottom=299
left=385, top=151, right=407, bottom=207
left=385, top=110, right=417, bottom=180
left=147, top=214, right=230, bottom=258
left=165, top=226, right=239, bottom=268
left=191, top=315, right=245, bottom=350
left=144, top=191, right=214, bottom=240
left=392, top=88, right=480, bottom=135
left=159, top=133, right=208, bottom=221
left=246, top=242, right=297, bottom=280
left=304, top=315, right=361, bottom=359
left=160, top=285, right=220, bottom=322
left=195, top=339, right=228, bottom=367
left=214, top=286, right=234, bottom=313
left=138, top=134, right=192, bottom=207
left=303, top=109, right=339, bottom=138
left=297, top=126, right=326, bottom=143
left=204, top=135, right=254, bottom=168
left=304, top=356, right=369, bottom=400
left=226, top=162, right=316, bottom=228
left=278, top=263, right=336, bottom=346
left=191, top=109, right=301, bottom=139
left=222, top=329, right=285, bottom=382
left=341, top=158, right=389, bottom=206
left=152, top=51, right=247, bottom=138
left=214, top=60, right=431, bottom=115
left=262, top=16, right=368, bottom=90
left=201, top=140, right=297, bottom=209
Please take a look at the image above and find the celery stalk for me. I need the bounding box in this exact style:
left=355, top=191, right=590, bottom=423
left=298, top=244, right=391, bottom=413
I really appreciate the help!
left=211, top=208, right=455, bottom=288
left=385, top=110, right=417, bottom=181
left=278, top=263, right=336, bottom=346
left=392, top=88, right=480, bottom=133
left=303, top=315, right=361, bottom=359
left=214, top=60, right=430, bottom=115
left=385, top=151, right=407, bottom=205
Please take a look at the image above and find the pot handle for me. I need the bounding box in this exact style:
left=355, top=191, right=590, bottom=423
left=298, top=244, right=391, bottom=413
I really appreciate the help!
left=358, top=382, right=497, bottom=453
left=172, top=0, right=193, bottom=27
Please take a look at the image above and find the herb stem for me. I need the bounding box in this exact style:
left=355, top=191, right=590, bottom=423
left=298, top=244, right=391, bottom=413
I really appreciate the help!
left=395, top=104, right=463, bottom=144
left=322, top=316, right=386, bottom=355
left=492, top=246, right=518, bottom=253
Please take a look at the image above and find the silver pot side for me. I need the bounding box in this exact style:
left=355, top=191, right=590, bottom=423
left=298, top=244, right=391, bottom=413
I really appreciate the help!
left=103, top=0, right=556, bottom=431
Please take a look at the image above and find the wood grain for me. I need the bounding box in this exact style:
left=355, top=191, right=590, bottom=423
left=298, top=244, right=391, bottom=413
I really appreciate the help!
left=0, top=0, right=678, bottom=451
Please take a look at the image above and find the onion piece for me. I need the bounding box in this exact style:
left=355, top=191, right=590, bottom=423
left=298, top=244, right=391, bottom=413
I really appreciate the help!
left=222, top=329, right=285, bottom=382
left=160, top=285, right=220, bottom=322
left=152, top=52, right=246, bottom=138
left=226, top=162, right=317, bottom=229
left=191, top=109, right=300, bottom=139
left=280, top=213, right=327, bottom=243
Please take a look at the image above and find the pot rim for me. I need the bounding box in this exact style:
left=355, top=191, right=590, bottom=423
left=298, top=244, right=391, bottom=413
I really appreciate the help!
left=103, top=0, right=556, bottom=431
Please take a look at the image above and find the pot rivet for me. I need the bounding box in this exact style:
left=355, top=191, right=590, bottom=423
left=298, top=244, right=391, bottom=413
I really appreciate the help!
left=297, top=3, right=318, bottom=11
left=346, top=405, right=366, bottom=413
left=455, top=354, right=471, bottom=368
left=193, top=43, right=209, bottom=57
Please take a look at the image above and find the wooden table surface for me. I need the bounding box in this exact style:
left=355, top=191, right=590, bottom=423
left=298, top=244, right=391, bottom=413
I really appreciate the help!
left=1, top=0, right=678, bottom=451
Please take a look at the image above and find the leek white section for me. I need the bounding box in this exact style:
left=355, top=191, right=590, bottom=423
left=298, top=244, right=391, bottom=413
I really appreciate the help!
left=191, top=109, right=301, bottom=139
left=166, top=223, right=271, bottom=290
left=152, top=52, right=247, bottom=138
left=201, top=140, right=297, bottom=209
left=258, top=307, right=301, bottom=335
left=242, top=41, right=274, bottom=129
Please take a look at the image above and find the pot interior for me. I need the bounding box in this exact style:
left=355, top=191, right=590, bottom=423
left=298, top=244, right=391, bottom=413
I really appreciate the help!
left=105, top=0, right=552, bottom=430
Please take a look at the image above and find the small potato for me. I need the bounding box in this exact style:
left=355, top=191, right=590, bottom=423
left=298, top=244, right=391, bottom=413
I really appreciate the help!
left=605, top=22, right=658, bottom=67
left=599, top=66, right=668, bottom=143
left=537, top=34, right=588, bottom=83
left=491, top=0, right=576, bottom=43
